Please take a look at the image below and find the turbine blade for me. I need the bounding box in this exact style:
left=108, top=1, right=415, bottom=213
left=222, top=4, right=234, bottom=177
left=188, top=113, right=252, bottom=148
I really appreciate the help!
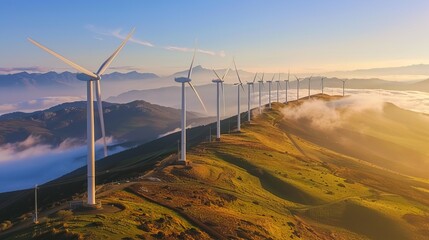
left=28, top=38, right=97, bottom=79
left=188, top=82, right=207, bottom=113
left=222, top=65, right=231, bottom=80
left=287, top=70, right=290, bottom=81
left=95, top=80, right=108, bottom=157
left=97, top=28, right=135, bottom=75
left=253, top=72, right=258, bottom=83
left=233, top=58, right=245, bottom=91
left=212, top=69, right=222, bottom=80
left=271, top=74, right=275, bottom=81
left=188, top=47, right=197, bottom=79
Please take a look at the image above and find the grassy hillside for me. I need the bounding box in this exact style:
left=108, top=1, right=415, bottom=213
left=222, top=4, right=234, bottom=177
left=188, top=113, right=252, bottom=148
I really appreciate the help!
left=1, top=94, right=428, bottom=239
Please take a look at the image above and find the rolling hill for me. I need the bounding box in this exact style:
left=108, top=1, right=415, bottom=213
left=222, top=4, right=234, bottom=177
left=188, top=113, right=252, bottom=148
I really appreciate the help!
left=0, top=94, right=428, bottom=239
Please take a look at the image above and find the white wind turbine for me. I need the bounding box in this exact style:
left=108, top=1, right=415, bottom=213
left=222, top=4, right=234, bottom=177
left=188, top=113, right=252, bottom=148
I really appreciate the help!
left=175, top=49, right=207, bottom=163
left=233, top=59, right=246, bottom=132
left=212, top=64, right=231, bottom=140
left=284, top=71, right=290, bottom=103
left=246, top=73, right=258, bottom=122
left=295, top=76, right=301, bottom=100
left=307, top=75, right=313, bottom=99
left=275, top=73, right=281, bottom=103
left=321, top=77, right=325, bottom=94
left=266, top=74, right=275, bottom=108
left=257, top=73, right=265, bottom=113
left=28, top=28, right=135, bottom=205
left=341, top=79, right=347, bottom=96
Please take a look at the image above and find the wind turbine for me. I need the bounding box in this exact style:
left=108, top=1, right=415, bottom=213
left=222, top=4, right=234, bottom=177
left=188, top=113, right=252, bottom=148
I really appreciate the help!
left=212, top=65, right=230, bottom=140
left=284, top=71, right=290, bottom=103
left=233, top=59, right=245, bottom=132
left=246, top=73, right=257, bottom=122
left=295, top=76, right=301, bottom=100
left=257, top=73, right=265, bottom=113
left=266, top=74, right=275, bottom=108
left=307, top=75, right=313, bottom=99
left=341, top=79, right=346, bottom=96
left=28, top=28, right=135, bottom=205
left=275, top=73, right=281, bottom=103
left=175, top=49, right=207, bottom=164
left=321, top=77, right=325, bottom=94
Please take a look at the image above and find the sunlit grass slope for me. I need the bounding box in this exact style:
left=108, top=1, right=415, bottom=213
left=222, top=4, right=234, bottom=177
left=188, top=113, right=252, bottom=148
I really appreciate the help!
left=2, top=94, right=429, bottom=239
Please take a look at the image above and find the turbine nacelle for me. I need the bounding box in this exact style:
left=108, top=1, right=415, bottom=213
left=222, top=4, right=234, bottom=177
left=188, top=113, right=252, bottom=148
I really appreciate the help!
left=212, top=79, right=224, bottom=83
left=77, top=73, right=100, bottom=81
left=175, top=77, right=191, bottom=83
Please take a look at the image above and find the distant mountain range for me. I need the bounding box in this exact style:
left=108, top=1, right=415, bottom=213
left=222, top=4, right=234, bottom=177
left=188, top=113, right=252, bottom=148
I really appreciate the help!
left=0, top=71, right=159, bottom=88
left=0, top=100, right=210, bottom=146
left=328, top=63, right=429, bottom=75
left=3, top=64, right=429, bottom=89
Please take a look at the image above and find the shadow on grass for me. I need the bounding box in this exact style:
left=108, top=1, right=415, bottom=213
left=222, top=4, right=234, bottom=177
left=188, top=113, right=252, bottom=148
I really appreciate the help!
left=215, top=152, right=323, bottom=205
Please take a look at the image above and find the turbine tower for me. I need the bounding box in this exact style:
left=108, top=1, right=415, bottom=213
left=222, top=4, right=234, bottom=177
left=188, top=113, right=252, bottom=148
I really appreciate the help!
left=28, top=28, right=135, bottom=205
left=246, top=73, right=257, bottom=122
left=341, top=79, right=346, bottom=96
left=233, top=59, right=245, bottom=132
left=275, top=73, right=281, bottom=103
left=212, top=65, right=230, bottom=140
left=266, top=74, right=275, bottom=108
left=307, top=76, right=313, bottom=99
left=257, top=73, right=265, bottom=113
left=295, top=76, right=301, bottom=100
left=321, top=77, right=325, bottom=94
left=284, top=71, right=290, bottom=103
left=34, top=184, right=38, bottom=224
left=175, top=49, right=207, bottom=163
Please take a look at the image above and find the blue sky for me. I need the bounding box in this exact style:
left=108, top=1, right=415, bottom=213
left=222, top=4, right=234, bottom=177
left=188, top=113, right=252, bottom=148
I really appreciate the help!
left=1, top=0, right=429, bottom=75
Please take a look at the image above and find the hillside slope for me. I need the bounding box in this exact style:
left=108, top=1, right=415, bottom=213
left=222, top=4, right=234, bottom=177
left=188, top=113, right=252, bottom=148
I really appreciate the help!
left=0, top=100, right=209, bottom=145
left=1, top=95, right=428, bottom=240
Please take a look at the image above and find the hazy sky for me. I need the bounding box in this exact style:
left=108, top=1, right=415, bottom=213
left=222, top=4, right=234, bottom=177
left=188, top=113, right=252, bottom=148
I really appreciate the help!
left=1, top=0, right=429, bottom=75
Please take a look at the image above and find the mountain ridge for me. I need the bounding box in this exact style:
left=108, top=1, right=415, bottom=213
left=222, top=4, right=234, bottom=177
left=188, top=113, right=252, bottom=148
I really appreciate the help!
left=0, top=71, right=159, bottom=88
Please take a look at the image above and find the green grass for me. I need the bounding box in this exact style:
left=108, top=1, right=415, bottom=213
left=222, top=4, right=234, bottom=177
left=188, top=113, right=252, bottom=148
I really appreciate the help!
left=2, top=96, right=429, bottom=240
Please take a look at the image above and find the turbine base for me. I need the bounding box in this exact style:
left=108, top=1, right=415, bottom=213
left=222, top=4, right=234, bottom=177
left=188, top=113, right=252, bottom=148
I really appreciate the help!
left=172, top=160, right=189, bottom=166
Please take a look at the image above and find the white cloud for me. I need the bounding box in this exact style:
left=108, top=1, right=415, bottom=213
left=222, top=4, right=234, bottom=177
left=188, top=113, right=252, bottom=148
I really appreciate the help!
left=0, top=96, right=84, bottom=115
left=85, top=24, right=154, bottom=47
left=164, top=46, right=226, bottom=57
left=282, top=95, right=384, bottom=131
left=85, top=24, right=225, bottom=57
left=0, top=135, right=125, bottom=193
left=157, top=125, right=194, bottom=138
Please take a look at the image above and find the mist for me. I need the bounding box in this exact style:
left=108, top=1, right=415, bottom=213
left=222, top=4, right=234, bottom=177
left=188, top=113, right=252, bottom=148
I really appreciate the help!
left=0, top=135, right=125, bottom=193
left=282, top=95, right=384, bottom=130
